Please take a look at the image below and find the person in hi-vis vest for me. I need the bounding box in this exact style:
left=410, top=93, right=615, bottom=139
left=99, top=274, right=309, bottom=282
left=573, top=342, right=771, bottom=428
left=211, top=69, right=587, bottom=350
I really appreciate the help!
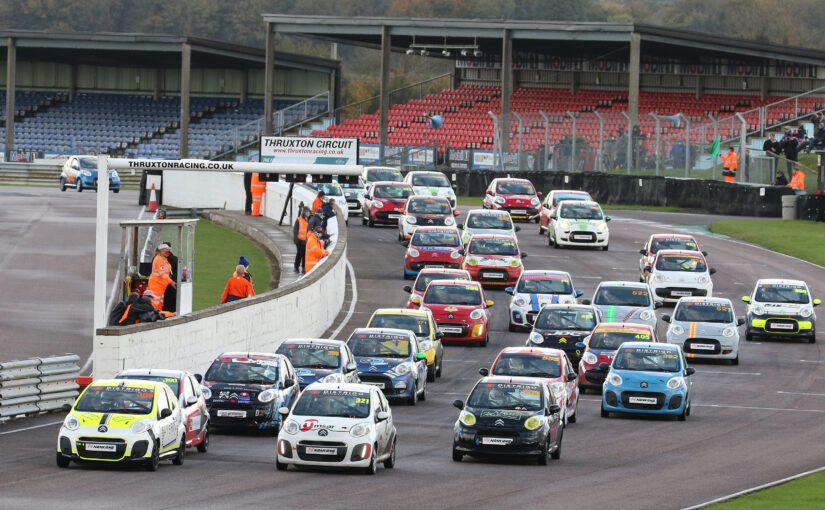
left=305, top=226, right=329, bottom=274
left=721, top=147, right=738, bottom=182
left=147, top=242, right=176, bottom=310
left=251, top=173, right=266, bottom=216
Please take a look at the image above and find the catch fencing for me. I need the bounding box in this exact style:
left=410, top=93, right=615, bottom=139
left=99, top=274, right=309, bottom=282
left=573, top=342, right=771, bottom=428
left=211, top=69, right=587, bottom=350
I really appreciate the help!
left=0, top=354, right=81, bottom=418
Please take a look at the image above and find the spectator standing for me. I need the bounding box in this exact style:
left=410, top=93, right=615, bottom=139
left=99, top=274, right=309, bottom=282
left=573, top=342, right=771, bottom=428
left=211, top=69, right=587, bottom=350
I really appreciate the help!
left=321, top=198, right=337, bottom=230
left=293, top=208, right=310, bottom=273
left=782, top=129, right=799, bottom=174
left=147, top=242, right=176, bottom=310
left=221, top=265, right=256, bottom=303
left=720, top=147, right=738, bottom=182
left=305, top=226, right=330, bottom=274
left=238, top=255, right=253, bottom=288
left=670, top=138, right=686, bottom=169
left=163, top=244, right=179, bottom=313
left=250, top=173, right=265, bottom=216
left=312, top=190, right=325, bottom=213
left=243, top=172, right=253, bottom=215
left=763, top=133, right=781, bottom=157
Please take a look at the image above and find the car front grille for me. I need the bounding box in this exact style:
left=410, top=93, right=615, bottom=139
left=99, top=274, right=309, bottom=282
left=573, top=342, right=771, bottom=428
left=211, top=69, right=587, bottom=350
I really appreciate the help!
left=683, top=338, right=722, bottom=354
left=620, top=391, right=666, bottom=410
left=76, top=436, right=127, bottom=460
left=765, top=318, right=799, bottom=333
left=568, top=231, right=596, bottom=243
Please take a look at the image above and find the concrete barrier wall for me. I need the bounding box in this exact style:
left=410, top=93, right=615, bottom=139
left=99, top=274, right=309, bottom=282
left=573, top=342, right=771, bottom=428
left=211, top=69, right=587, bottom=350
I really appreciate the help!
left=93, top=181, right=348, bottom=378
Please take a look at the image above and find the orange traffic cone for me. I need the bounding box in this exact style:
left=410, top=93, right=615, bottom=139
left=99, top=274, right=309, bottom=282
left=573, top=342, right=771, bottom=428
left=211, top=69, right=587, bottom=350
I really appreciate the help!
left=147, top=184, right=158, bottom=212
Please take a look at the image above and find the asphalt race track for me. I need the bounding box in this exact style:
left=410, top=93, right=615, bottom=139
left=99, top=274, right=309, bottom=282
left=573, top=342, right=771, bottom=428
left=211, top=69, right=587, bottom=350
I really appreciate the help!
left=1, top=187, right=824, bottom=510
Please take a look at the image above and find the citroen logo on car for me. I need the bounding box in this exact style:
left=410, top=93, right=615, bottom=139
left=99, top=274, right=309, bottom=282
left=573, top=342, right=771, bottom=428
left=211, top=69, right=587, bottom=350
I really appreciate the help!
left=98, top=425, right=108, bottom=433
left=640, top=382, right=648, bottom=388
left=494, top=419, right=505, bottom=427
left=318, top=429, right=328, bottom=436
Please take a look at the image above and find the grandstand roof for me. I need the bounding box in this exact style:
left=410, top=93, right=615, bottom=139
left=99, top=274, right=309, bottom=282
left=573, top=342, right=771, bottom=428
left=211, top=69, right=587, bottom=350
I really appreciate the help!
left=0, top=30, right=339, bottom=72
left=261, top=15, right=825, bottom=66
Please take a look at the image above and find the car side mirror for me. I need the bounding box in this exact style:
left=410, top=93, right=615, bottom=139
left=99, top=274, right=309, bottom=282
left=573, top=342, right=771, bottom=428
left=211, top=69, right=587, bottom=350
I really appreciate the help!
left=550, top=213, right=557, bottom=219
left=278, top=406, right=290, bottom=416
left=575, top=342, right=585, bottom=349
left=454, top=210, right=461, bottom=216
left=605, top=216, right=611, bottom=222
left=521, top=252, right=528, bottom=258
left=452, top=184, right=457, bottom=189
left=486, top=300, right=495, bottom=307
left=376, top=411, right=390, bottom=421
left=186, top=396, right=198, bottom=407
left=742, top=296, right=751, bottom=303
left=662, top=315, right=671, bottom=323
left=505, top=287, right=514, bottom=295
left=654, top=302, right=664, bottom=309
left=582, top=299, right=591, bottom=305
left=576, top=290, right=583, bottom=297
left=61, top=403, right=73, bottom=412
left=415, top=352, right=427, bottom=360
left=160, top=408, right=173, bottom=419
left=401, top=240, right=409, bottom=247
left=814, top=299, right=821, bottom=306
left=478, top=368, right=489, bottom=376
left=194, top=373, right=202, bottom=383
left=702, top=251, right=708, bottom=256
left=486, top=190, right=493, bottom=195
left=685, top=367, right=696, bottom=376
left=737, top=318, right=746, bottom=326
left=566, top=372, right=577, bottom=382
left=435, top=331, right=444, bottom=339
left=514, top=226, right=521, bottom=232
left=403, top=285, right=412, bottom=294
left=644, top=265, right=653, bottom=272
left=537, top=192, right=543, bottom=197
left=458, top=249, right=465, bottom=256
left=453, top=399, right=465, bottom=410
left=639, top=249, right=647, bottom=255
left=283, top=378, right=295, bottom=388
left=598, top=362, right=610, bottom=371
left=346, top=362, right=357, bottom=372
left=72, top=163, right=79, bottom=170
left=709, top=268, right=717, bottom=275
left=548, top=405, right=561, bottom=415
left=411, top=297, right=421, bottom=305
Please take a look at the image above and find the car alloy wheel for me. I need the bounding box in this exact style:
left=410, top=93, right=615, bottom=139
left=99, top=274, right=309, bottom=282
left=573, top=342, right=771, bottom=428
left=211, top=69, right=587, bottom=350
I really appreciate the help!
left=56, top=452, right=70, bottom=468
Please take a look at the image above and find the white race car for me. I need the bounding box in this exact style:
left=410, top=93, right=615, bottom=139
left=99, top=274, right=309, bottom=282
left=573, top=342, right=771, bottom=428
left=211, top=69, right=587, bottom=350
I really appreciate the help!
left=646, top=250, right=716, bottom=304
left=548, top=200, right=610, bottom=250
left=506, top=270, right=583, bottom=331
left=398, top=195, right=457, bottom=240
left=585, top=281, right=660, bottom=330
left=276, top=383, right=397, bottom=474
left=404, top=170, right=457, bottom=207
left=460, top=209, right=520, bottom=245
left=663, top=297, right=743, bottom=364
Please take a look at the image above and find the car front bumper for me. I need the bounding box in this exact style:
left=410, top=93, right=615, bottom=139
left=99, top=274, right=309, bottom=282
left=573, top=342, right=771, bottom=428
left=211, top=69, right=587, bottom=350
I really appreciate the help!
left=602, top=386, right=688, bottom=415
left=57, top=427, right=155, bottom=463
left=747, top=315, right=815, bottom=338
left=277, top=437, right=375, bottom=468
left=465, top=265, right=522, bottom=286
left=650, top=282, right=713, bottom=303
left=553, top=228, right=609, bottom=247
left=208, top=403, right=279, bottom=429
left=453, top=426, right=545, bottom=456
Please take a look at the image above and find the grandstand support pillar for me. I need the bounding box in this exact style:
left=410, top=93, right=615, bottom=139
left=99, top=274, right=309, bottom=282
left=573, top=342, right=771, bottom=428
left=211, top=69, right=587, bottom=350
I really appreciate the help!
left=539, top=111, right=550, bottom=171
left=501, top=29, right=513, bottom=153
left=379, top=25, right=391, bottom=148
left=649, top=113, right=661, bottom=176
left=4, top=37, right=16, bottom=162
left=571, top=71, right=579, bottom=95
left=736, top=112, right=747, bottom=183
left=695, top=75, right=704, bottom=100
left=760, top=77, right=768, bottom=102
left=594, top=110, right=605, bottom=173
left=69, top=64, right=78, bottom=102
left=264, top=22, right=276, bottom=136
left=621, top=112, right=632, bottom=174
left=180, top=42, right=191, bottom=159
left=628, top=32, right=641, bottom=126
left=566, top=111, right=577, bottom=173
left=154, top=69, right=162, bottom=101
left=240, top=70, right=248, bottom=103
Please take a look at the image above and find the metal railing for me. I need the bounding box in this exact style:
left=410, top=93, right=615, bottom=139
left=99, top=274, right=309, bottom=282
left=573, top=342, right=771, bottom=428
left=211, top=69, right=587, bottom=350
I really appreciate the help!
left=0, top=354, right=81, bottom=418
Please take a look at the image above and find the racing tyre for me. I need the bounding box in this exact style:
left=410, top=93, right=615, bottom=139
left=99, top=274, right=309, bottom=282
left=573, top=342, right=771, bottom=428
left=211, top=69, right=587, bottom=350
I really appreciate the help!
left=56, top=452, right=70, bottom=468
left=59, top=177, right=67, bottom=192
left=602, top=244, right=609, bottom=251
left=550, top=428, right=563, bottom=460
left=76, top=180, right=83, bottom=192
left=578, top=385, right=586, bottom=395
left=479, top=334, right=489, bottom=347
left=196, top=427, right=209, bottom=453
left=419, top=380, right=426, bottom=401
left=275, top=458, right=288, bottom=471
left=568, top=404, right=577, bottom=424
left=113, top=188, right=119, bottom=194
left=368, top=216, right=375, bottom=228
left=398, top=230, right=403, bottom=241
left=537, top=440, right=549, bottom=466
left=427, top=364, right=436, bottom=382
left=731, top=355, right=739, bottom=366
left=172, top=434, right=186, bottom=465
left=509, top=323, right=518, bottom=332
left=452, top=446, right=463, bottom=462
left=145, top=441, right=160, bottom=471
left=383, top=439, right=396, bottom=469
left=365, top=449, right=377, bottom=475
left=552, top=234, right=560, bottom=249
left=361, top=215, right=367, bottom=226
left=407, top=384, right=418, bottom=406
left=436, top=355, right=443, bottom=377
left=678, top=403, right=689, bottom=421
left=745, top=331, right=754, bottom=341
left=810, top=330, right=816, bottom=343
left=600, top=404, right=610, bottom=418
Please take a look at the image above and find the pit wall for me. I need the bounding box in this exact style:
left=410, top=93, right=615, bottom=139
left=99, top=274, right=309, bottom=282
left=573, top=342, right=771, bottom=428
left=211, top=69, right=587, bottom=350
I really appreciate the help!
left=93, top=178, right=346, bottom=378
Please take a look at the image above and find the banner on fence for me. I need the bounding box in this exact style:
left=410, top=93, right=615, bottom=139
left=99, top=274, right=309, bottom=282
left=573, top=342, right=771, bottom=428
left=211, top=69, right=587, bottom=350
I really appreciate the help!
left=359, top=144, right=381, bottom=164
left=449, top=149, right=472, bottom=170
left=383, top=146, right=405, bottom=166
left=472, top=150, right=497, bottom=170
left=407, top=146, right=435, bottom=167
left=261, top=137, right=358, bottom=165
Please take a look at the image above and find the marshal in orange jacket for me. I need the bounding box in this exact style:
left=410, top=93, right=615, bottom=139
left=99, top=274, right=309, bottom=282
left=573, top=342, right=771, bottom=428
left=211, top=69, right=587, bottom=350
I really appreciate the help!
left=221, top=275, right=256, bottom=303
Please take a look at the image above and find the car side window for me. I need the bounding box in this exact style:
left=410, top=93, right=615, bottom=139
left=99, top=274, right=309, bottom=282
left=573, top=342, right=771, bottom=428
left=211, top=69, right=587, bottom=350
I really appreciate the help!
left=183, top=376, right=195, bottom=401
left=156, top=388, right=169, bottom=417
left=377, top=390, right=389, bottom=412
left=189, top=375, right=201, bottom=397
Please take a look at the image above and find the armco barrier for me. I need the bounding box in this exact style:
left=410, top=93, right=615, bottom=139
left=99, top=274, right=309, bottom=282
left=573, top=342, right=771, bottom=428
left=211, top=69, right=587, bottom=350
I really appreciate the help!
left=93, top=182, right=348, bottom=378
left=453, top=171, right=795, bottom=217
left=0, top=354, right=81, bottom=418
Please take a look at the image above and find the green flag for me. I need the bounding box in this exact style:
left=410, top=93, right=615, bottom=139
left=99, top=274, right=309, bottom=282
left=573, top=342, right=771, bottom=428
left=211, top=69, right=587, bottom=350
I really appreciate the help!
left=707, top=136, right=721, bottom=160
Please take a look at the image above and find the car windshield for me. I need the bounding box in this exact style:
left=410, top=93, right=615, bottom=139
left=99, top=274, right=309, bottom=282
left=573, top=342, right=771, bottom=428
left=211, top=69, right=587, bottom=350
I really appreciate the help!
left=412, top=174, right=450, bottom=187
left=594, top=286, right=651, bottom=306
left=75, top=385, right=155, bottom=414
left=116, top=375, right=179, bottom=397
left=674, top=302, right=733, bottom=323
left=552, top=194, right=589, bottom=206
left=373, top=185, right=411, bottom=199
left=613, top=347, right=681, bottom=372
left=424, top=284, right=481, bottom=306
left=755, top=284, right=810, bottom=304
left=414, top=273, right=469, bottom=292
left=650, top=237, right=698, bottom=254
left=468, top=238, right=518, bottom=256
left=656, top=255, right=707, bottom=272
left=467, top=214, right=513, bottom=230
left=535, top=309, right=597, bottom=330
left=348, top=332, right=411, bottom=358
left=291, top=389, right=371, bottom=418
left=412, top=231, right=461, bottom=247
left=369, top=314, right=432, bottom=337
left=78, top=157, right=98, bottom=170
left=308, top=183, right=343, bottom=196
left=589, top=330, right=651, bottom=350
left=517, top=276, right=573, bottom=295
left=496, top=181, right=535, bottom=195
left=367, top=169, right=402, bottom=182
left=408, top=199, right=451, bottom=215
left=559, top=203, right=604, bottom=220
left=204, top=359, right=279, bottom=385
left=339, top=180, right=362, bottom=189
left=492, top=353, right=562, bottom=378
left=467, top=382, right=542, bottom=410
left=277, top=344, right=341, bottom=369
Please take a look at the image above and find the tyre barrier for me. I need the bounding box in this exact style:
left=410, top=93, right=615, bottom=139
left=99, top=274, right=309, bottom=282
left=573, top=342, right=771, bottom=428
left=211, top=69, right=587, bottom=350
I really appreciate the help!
left=0, top=354, right=81, bottom=418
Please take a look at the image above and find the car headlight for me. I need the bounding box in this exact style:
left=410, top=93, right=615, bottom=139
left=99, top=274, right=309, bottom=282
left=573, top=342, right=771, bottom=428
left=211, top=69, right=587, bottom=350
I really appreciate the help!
left=753, top=305, right=766, bottom=316
left=284, top=420, right=299, bottom=435
left=469, top=308, right=484, bottom=320
left=530, top=197, right=541, bottom=206
left=509, top=259, right=521, bottom=268
left=582, top=351, right=598, bottom=365
left=667, top=376, right=686, bottom=390
left=558, top=220, right=570, bottom=230
left=407, top=248, right=420, bottom=258
left=350, top=422, right=371, bottom=438
left=110, top=170, right=119, bottom=178
left=549, top=382, right=565, bottom=398
left=81, top=170, right=92, bottom=177
left=444, top=217, right=455, bottom=226
left=63, top=415, right=79, bottom=431
left=528, top=331, right=544, bottom=344
left=606, top=372, right=623, bottom=386
left=450, top=250, right=462, bottom=259
left=670, top=324, right=685, bottom=336
left=524, top=415, right=542, bottom=430
left=597, top=222, right=607, bottom=232
left=419, top=339, right=434, bottom=351
left=345, top=191, right=353, bottom=198
left=373, top=200, right=384, bottom=208
left=698, top=276, right=710, bottom=284
left=640, top=310, right=654, bottom=321
left=406, top=216, right=417, bottom=225
left=200, top=386, right=212, bottom=400
left=258, top=389, right=277, bottom=403
left=514, top=297, right=527, bottom=307
left=801, top=307, right=813, bottom=318
left=130, top=420, right=152, bottom=435
left=459, top=410, right=476, bottom=426
left=390, top=363, right=412, bottom=376
left=494, top=196, right=506, bottom=205
left=466, top=258, right=478, bottom=266
left=722, top=327, right=736, bottom=338
left=320, top=373, right=344, bottom=383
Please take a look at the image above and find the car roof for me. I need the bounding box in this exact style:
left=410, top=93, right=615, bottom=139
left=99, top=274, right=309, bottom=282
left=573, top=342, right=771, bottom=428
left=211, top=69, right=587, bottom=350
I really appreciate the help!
left=365, top=166, right=400, bottom=171
left=116, top=368, right=188, bottom=379
left=372, top=181, right=410, bottom=187
left=425, top=280, right=481, bottom=289
left=520, top=270, right=571, bottom=278
left=372, top=308, right=429, bottom=317
left=407, top=195, right=450, bottom=202
left=550, top=189, right=589, bottom=195
left=217, top=352, right=281, bottom=361
left=649, top=233, right=696, bottom=240
left=756, top=278, right=807, bottom=286
left=86, top=378, right=160, bottom=390
left=656, top=249, right=705, bottom=257
left=415, top=268, right=470, bottom=276
left=411, top=226, right=459, bottom=233
left=407, top=170, right=441, bottom=176
left=559, top=199, right=600, bottom=207
left=618, top=341, right=679, bottom=351
left=465, top=208, right=513, bottom=217
left=349, top=327, right=413, bottom=338
left=539, top=304, right=595, bottom=311
left=593, top=322, right=654, bottom=333
left=469, top=233, right=517, bottom=241
left=597, top=281, right=648, bottom=288
left=280, top=338, right=345, bottom=347
left=498, top=346, right=567, bottom=357
left=493, top=178, right=532, bottom=184
left=305, top=382, right=379, bottom=393
left=479, top=375, right=545, bottom=386
left=675, top=297, right=733, bottom=306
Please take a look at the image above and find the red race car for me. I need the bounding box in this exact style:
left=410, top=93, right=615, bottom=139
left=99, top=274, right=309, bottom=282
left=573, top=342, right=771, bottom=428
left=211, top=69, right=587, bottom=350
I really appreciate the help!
left=463, top=234, right=526, bottom=287
left=403, top=226, right=464, bottom=279
left=638, top=233, right=706, bottom=282
left=536, top=189, right=593, bottom=235
left=413, top=280, right=493, bottom=346
left=576, top=322, right=657, bottom=393
left=362, top=181, right=413, bottom=227
left=404, top=268, right=472, bottom=309
left=482, top=178, right=542, bottom=221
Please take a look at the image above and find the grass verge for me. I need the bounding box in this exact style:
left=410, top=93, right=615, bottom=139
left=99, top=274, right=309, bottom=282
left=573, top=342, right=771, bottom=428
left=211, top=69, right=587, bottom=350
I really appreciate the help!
left=193, top=219, right=272, bottom=311
left=711, top=470, right=825, bottom=509
left=710, top=219, right=825, bottom=267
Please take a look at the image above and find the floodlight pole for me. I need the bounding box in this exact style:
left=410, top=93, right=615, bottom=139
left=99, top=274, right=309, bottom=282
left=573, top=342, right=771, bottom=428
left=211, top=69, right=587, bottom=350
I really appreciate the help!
left=539, top=110, right=550, bottom=171
left=678, top=113, right=691, bottom=177
left=566, top=111, right=576, bottom=173
left=594, top=110, right=605, bottom=173
left=649, top=113, right=661, bottom=176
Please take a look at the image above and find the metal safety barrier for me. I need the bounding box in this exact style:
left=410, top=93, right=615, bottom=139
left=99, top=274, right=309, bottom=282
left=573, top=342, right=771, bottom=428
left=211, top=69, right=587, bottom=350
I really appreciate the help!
left=0, top=354, right=81, bottom=418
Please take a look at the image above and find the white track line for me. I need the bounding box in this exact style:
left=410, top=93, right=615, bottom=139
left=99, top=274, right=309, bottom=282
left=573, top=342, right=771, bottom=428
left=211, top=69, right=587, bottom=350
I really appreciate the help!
left=0, top=420, right=63, bottom=436
left=777, top=391, right=825, bottom=397
left=681, top=465, right=825, bottom=509
left=329, top=259, right=358, bottom=339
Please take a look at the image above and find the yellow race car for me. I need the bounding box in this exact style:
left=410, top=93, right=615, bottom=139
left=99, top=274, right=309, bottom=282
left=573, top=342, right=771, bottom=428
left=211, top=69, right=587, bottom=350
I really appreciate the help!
left=367, top=308, right=444, bottom=382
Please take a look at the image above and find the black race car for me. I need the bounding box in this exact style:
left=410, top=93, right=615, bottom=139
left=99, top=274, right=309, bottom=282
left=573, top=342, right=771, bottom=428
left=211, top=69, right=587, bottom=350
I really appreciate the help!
left=526, top=304, right=601, bottom=368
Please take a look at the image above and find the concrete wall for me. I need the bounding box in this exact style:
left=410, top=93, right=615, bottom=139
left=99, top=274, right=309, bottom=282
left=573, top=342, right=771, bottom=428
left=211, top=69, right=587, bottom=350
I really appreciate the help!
left=93, top=180, right=347, bottom=378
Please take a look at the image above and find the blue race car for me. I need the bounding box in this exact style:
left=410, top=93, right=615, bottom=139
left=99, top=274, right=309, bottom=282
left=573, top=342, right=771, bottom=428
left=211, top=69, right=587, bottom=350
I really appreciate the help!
left=346, top=328, right=428, bottom=405
left=601, top=342, right=695, bottom=420
left=60, top=155, right=121, bottom=193
left=276, top=338, right=360, bottom=389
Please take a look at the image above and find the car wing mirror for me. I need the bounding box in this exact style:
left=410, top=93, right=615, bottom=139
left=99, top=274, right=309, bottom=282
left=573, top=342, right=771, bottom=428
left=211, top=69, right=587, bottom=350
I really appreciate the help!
left=741, top=296, right=751, bottom=303
left=435, top=331, right=444, bottom=340
left=662, top=315, right=671, bottom=323
left=548, top=405, right=561, bottom=415
left=194, top=373, right=202, bottom=383
left=486, top=300, right=495, bottom=307
left=478, top=368, right=489, bottom=376
left=581, top=299, right=591, bottom=305
left=605, top=216, right=611, bottom=222
left=454, top=210, right=461, bottom=216
left=576, top=290, right=584, bottom=297
left=283, top=378, right=296, bottom=388
left=415, top=352, right=427, bottom=360
left=278, top=406, right=290, bottom=416
left=458, top=249, right=465, bottom=256
left=453, top=399, right=465, bottom=410
left=521, top=252, right=528, bottom=258
left=401, top=240, right=409, bottom=247
left=160, top=408, right=173, bottom=419
left=702, top=251, right=708, bottom=256
left=505, top=287, right=514, bottom=295
left=737, top=318, right=746, bottom=326
left=185, top=396, right=198, bottom=407
left=709, top=268, right=717, bottom=275
left=403, top=285, right=412, bottom=294
left=376, top=411, right=390, bottom=421
left=598, top=362, right=610, bottom=371
left=411, top=297, right=421, bottom=305
left=685, top=367, right=696, bottom=376
left=514, top=226, right=521, bottom=232
left=814, top=298, right=821, bottom=306
left=639, top=249, right=647, bottom=255
left=486, top=190, right=493, bottom=195
left=566, top=372, right=577, bottom=382
left=654, top=302, right=664, bottom=309
left=346, top=362, right=357, bottom=372
left=537, top=192, right=543, bottom=197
